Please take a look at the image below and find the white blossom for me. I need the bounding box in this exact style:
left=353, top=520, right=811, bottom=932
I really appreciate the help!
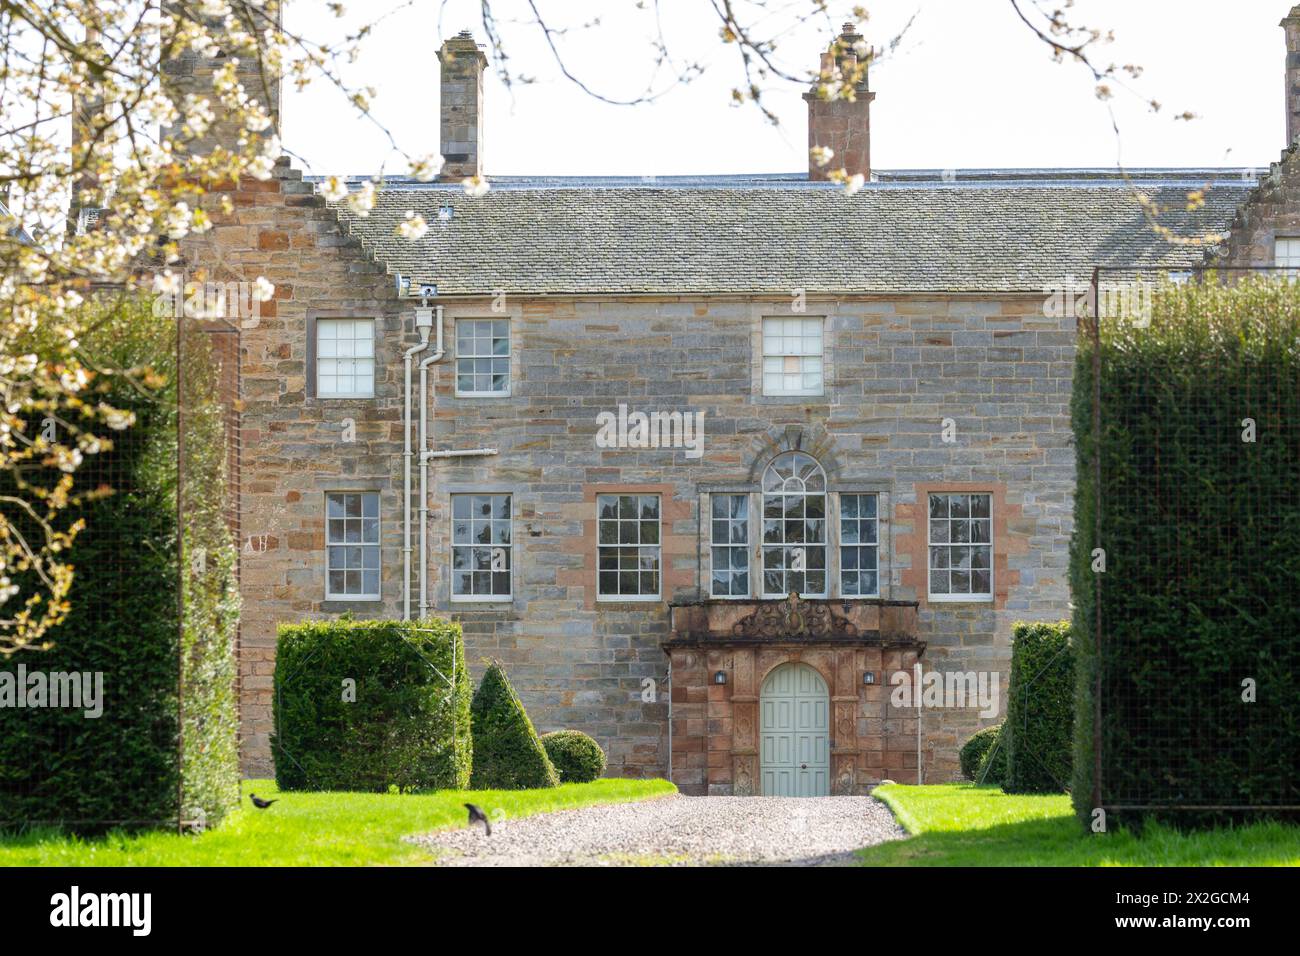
left=320, top=176, right=349, bottom=203
left=346, top=180, right=377, bottom=216
left=153, top=270, right=182, bottom=295
left=397, top=211, right=429, bottom=239
left=165, top=202, right=192, bottom=239
left=409, top=154, right=443, bottom=183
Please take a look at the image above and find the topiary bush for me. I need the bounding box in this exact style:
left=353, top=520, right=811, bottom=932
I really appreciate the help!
left=1072, top=276, right=1300, bottom=830
left=975, top=727, right=1008, bottom=786
left=470, top=660, right=558, bottom=790
left=541, top=730, right=607, bottom=784
left=273, top=618, right=471, bottom=792
left=960, top=725, right=1002, bottom=782
left=1003, top=621, right=1074, bottom=794
left=0, top=297, right=240, bottom=832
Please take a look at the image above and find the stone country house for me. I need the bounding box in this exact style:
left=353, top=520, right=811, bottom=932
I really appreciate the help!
left=167, top=10, right=1300, bottom=795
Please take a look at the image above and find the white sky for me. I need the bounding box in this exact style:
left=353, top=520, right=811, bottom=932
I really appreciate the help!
left=282, top=0, right=1289, bottom=177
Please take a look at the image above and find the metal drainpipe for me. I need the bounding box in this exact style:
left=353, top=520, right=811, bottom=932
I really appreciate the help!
left=666, top=657, right=673, bottom=786
left=401, top=318, right=432, bottom=620
left=416, top=306, right=445, bottom=619
left=916, top=659, right=923, bottom=785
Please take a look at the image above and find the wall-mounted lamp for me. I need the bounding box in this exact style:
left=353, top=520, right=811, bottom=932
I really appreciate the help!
left=713, top=671, right=728, bottom=686
left=863, top=671, right=876, bottom=685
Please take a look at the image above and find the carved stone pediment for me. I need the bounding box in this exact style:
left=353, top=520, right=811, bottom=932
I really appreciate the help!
left=666, top=594, right=921, bottom=646
left=731, top=592, right=858, bottom=640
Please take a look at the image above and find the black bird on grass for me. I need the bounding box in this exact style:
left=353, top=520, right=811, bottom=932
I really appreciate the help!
left=249, top=792, right=278, bottom=809
left=464, top=802, right=491, bottom=836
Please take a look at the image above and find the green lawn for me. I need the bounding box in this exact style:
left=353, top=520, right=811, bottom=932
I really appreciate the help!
left=862, top=784, right=1300, bottom=866
left=0, top=778, right=676, bottom=866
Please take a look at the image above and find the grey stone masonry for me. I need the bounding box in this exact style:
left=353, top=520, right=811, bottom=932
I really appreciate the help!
left=438, top=31, right=487, bottom=181
left=222, top=269, right=1079, bottom=781
left=159, top=1, right=282, bottom=158
left=1283, top=6, right=1300, bottom=147
left=1212, top=141, right=1300, bottom=268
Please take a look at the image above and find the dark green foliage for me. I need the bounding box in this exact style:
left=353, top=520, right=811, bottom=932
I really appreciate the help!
left=975, top=727, right=1008, bottom=786
left=470, top=661, right=558, bottom=790
left=1003, top=621, right=1074, bottom=794
left=0, top=298, right=239, bottom=831
left=541, top=730, right=607, bottom=784
left=960, top=725, right=1002, bottom=781
left=273, top=618, right=472, bottom=792
left=1072, top=277, right=1300, bottom=830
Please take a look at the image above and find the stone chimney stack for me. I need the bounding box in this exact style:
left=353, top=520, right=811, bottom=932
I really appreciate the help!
left=438, top=31, right=488, bottom=181
left=1283, top=6, right=1300, bottom=145
left=804, top=22, right=875, bottom=182
left=159, top=1, right=282, bottom=157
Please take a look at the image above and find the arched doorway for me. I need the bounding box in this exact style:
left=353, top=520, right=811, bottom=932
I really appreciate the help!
left=760, top=662, right=830, bottom=796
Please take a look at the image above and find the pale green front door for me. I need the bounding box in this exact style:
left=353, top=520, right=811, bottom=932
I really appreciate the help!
left=759, top=662, right=830, bottom=796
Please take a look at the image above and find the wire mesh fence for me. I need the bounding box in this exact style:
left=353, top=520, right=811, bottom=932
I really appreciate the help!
left=1081, top=266, right=1300, bottom=825
left=0, top=302, right=241, bottom=833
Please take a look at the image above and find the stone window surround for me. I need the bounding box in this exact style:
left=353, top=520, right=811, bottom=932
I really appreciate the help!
left=440, top=301, right=523, bottom=405
left=317, top=484, right=389, bottom=612
left=453, top=316, right=513, bottom=398
left=895, top=481, right=1022, bottom=610
left=759, top=315, right=825, bottom=397
left=305, top=310, right=381, bottom=401
left=558, top=483, right=694, bottom=610
left=747, top=301, right=839, bottom=405
left=1275, top=234, right=1300, bottom=268
left=449, top=491, right=514, bottom=604
left=707, top=491, right=751, bottom=599
left=324, top=490, right=381, bottom=601
left=439, top=482, right=518, bottom=608
left=596, top=491, right=664, bottom=602
left=698, top=479, right=893, bottom=602
left=925, top=491, right=993, bottom=603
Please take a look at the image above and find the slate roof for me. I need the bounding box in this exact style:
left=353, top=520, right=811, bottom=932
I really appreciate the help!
left=325, top=170, right=1255, bottom=296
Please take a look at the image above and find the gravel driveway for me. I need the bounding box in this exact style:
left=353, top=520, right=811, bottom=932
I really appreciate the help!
left=410, top=794, right=905, bottom=866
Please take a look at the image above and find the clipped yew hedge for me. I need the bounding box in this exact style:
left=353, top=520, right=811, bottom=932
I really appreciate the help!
left=1003, top=621, right=1074, bottom=794
left=0, top=298, right=240, bottom=832
left=273, top=618, right=472, bottom=792
left=1071, top=276, right=1300, bottom=829
left=470, top=660, right=558, bottom=790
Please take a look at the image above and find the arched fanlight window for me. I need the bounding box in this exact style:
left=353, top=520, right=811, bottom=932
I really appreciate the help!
left=761, top=451, right=827, bottom=597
